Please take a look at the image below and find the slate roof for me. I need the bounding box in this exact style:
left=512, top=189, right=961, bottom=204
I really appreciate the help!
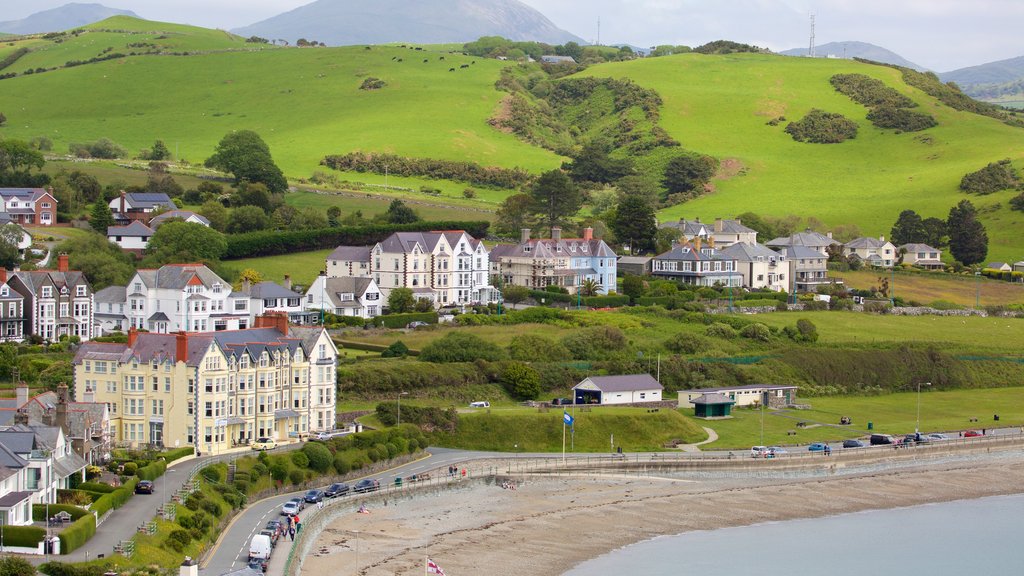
left=575, top=374, right=663, bottom=393
left=9, top=270, right=89, bottom=294
left=987, top=262, right=1009, bottom=269
left=247, top=282, right=302, bottom=300
left=0, top=490, right=34, bottom=507
left=107, top=221, right=154, bottom=237
left=899, top=243, right=940, bottom=254
left=765, top=229, right=840, bottom=249
left=309, top=277, right=375, bottom=308
left=0, top=188, right=51, bottom=203
left=149, top=210, right=210, bottom=227
left=719, top=242, right=784, bottom=263
left=654, top=242, right=734, bottom=262
left=844, top=237, right=890, bottom=250
left=327, top=246, right=371, bottom=262
left=490, top=237, right=616, bottom=260
left=94, top=285, right=126, bottom=305
left=778, top=245, right=826, bottom=260
left=689, top=393, right=735, bottom=405
left=135, top=264, right=228, bottom=290
left=123, top=192, right=175, bottom=210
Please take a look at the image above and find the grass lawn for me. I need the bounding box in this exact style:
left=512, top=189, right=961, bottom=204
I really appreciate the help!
left=841, top=268, right=1024, bottom=307
left=221, top=248, right=333, bottom=287
left=701, top=386, right=1024, bottom=449
left=24, top=224, right=99, bottom=244
left=283, top=189, right=495, bottom=222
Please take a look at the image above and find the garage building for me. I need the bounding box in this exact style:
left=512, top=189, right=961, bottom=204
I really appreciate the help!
left=573, top=374, right=663, bottom=405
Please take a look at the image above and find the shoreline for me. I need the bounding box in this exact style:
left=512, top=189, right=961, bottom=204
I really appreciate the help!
left=300, top=452, right=1024, bottom=575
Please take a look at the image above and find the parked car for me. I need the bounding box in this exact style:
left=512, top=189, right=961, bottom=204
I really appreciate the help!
left=750, top=446, right=770, bottom=458
left=869, top=434, right=895, bottom=445
left=304, top=489, right=324, bottom=504
left=964, top=430, right=983, bottom=438
left=927, top=433, right=950, bottom=441
left=259, top=528, right=279, bottom=547
left=313, top=431, right=344, bottom=441
left=281, top=501, right=301, bottom=516
left=325, top=483, right=350, bottom=498
left=288, top=497, right=305, bottom=511
left=248, top=558, right=268, bottom=573
left=406, top=321, right=429, bottom=329
left=842, top=439, right=865, bottom=448
left=808, top=442, right=828, bottom=452
left=134, top=480, right=154, bottom=494
left=469, top=401, right=490, bottom=408
left=552, top=398, right=573, bottom=406
left=265, top=520, right=283, bottom=537
left=252, top=437, right=278, bottom=451
left=903, top=433, right=929, bottom=444
left=767, top=446, right=788, bottom=455
left=354, top=479, right=378, bottom=493
left=249, top=534, right=272, bottom=563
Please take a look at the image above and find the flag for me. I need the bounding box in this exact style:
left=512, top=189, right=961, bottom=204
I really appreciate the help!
left=563, top=411, right=574, bottom=426
left=427, top=558, right=446, bottom=575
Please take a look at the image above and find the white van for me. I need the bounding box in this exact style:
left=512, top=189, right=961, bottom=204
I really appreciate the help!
left=469, top=401, right=490, bottom=408
left=249, top=533, right=273, bottom=562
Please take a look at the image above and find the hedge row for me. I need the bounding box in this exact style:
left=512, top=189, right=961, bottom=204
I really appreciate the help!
left=528, top=290, right=574, bottom=303
left=224, top=221, right=490, bottom=259
left=322, top=152, right=533, bottom=189
left=32, top=504, right=89, bottom=522
left=91, top=477, right=137, bottom=517
left=0, top=525, right=46, bottom=548
left=58, top=514, right=96, bottom=554
left=371, top=312, right=438, bottom=329
left=77, top=482, right=115, bottom=494
left=581, top=295, right=629, bottom=308
left=137, top=459, right=167, bottom=481
left=160, top=446, right=194, bottom=463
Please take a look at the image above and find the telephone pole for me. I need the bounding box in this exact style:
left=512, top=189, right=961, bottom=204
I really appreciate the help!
left=808, top=14, right=816, bottom=58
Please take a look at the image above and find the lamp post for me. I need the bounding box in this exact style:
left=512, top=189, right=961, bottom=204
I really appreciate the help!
left=916, top=382, right=931, bottom=434
left=396, top=391, right=408, bottom=428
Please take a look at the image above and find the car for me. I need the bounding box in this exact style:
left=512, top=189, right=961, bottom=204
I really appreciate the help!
left=552, top=398, right=573, bottom=406
left=353, top=479, right=378, bottom=493
left=265, top=520, right=283, bottom=537
left=288, top=497, right=305, bottom=511
left=406, top=321, right=429, bottom=329
left=808, top=442, right=829, bottom=452
left=964, top=430, right=983, bottom=438
left=325, top=483, right=350, bottom=498
left=903, top=433, right=929, bottom=444
left=281, top=501, right=301, bottom=516
left=134, top=480, right=154, bottom=494
left=252, top=437, right=278, bottom=451
left=313, top=431, right=344, bottom=441
left=248, top=559, right=268, bottom=573
left=842, top=439, right=865, bottom=448
left=927, top=433, right=950, bottom=441
left=469, top=401, right=490, bottom=408
left=870, top=434, right=896, bottom=445
left=259, top=528, right=279, bottom=547
left=767, top=446, right=788, bottom=455
left=304, top=489, right=324, bottom=504
left=750, top=446, right=770, bottom=458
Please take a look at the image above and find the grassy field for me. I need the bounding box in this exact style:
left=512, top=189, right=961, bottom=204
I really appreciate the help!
left=221, top=248, right=333, bottom=286
left=576, top=53, right=1024, bottom=263
left=283, top=190, right=496, bottom=222
left=700, top=386, right=1024, bottom=449
left=841, top=267, right=1024, bottom=307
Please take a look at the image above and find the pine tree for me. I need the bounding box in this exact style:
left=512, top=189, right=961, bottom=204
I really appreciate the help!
left=947, top=200, right=988, bottom=266
left=611, top=195, right=657, bottom=253
left=528, top=170, right=582, bottom=229
left=889, top=209, right=924, bottom=245
left=89, top=200, right=114, bottom=234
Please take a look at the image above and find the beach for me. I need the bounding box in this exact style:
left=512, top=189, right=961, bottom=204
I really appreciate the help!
left=300, top=452, right=1024, bottom=575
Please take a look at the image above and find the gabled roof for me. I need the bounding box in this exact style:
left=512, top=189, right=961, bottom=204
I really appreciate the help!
left=107, top=221, right=154, bottom=237
left=777, top=245, right=826, bottom=259
left=899, top=243, right=940, bottom=253
left=845, top=237, right=891, bottom=250
left=120, top=192, right=175, bottom=210
left=134, top=264, right=228, bottom=291
left=987, top=262, right=1009, bottom=269
left=765, top=229, right=839, bottom=249
left=94, top=285, right=126, bottom=305
left=719, top=242, right=783, bottom=262
left=689, top=392, right=735, bottom=405
left=149, top=210, right=210, bottom=227
left=575, top=374, right=663, bottom=392
left=309, top=277, right=376, bottom=308
left=490, top=236, right=615, bottom=260
left=328, top=246, right=371, bottom=262
left=654, top=241, right=734, bottom=262
left=8, top=270, right=89, bottom=293
left=0, top=188, right=52, bottom=203
left=247, top=281, right=302, bottom=300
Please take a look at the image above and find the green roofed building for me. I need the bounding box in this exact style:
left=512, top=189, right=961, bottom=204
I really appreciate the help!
left=689, top=393, right=736, bottom=419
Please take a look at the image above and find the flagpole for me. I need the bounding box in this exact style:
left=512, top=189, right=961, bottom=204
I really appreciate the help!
left=562, top=416, right=566, bottom=464
left=425, top=555, right=428, bottom=576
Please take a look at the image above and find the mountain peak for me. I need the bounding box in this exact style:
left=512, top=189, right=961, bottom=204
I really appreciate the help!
left=780, top=41, right=925, bottom=71
left=232, top=0, right=582, bottom=46
left=0, top=3, right=140, bottom=34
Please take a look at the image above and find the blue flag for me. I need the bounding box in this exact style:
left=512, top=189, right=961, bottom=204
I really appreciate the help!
left=563, top=411, right=574, bottom=426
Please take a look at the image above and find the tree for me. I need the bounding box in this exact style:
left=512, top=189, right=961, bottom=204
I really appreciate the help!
left=199, top=200, right=229, bottom=231
left=654, top=227, right=680, bottom=254
left=67, top=170, right=102, bottom=202
left=233, top=181, right=274, bottom=213
left=622, top=274, right=644, bottom=302
left=291, top=207, right=327, bottom=230
left=0, top=554, right=35, bottom=576
left=228, top=205, right=271, bottom=233
left=59, top=231, right=135, bottom=290
left=419, top=332, right=506, bottom=363
left=610, top=195, right=657, bottom=254
left=495, top=193, right=534, bottom=237
left=588, top=187, right=619, bottom=218
left=143, top=221, right=228, bottom=266
left=301, top=442, right=332, bottom=473
left=921, top=217, right=948, bottom=248
left=149, top=140, right=171, bottom=161
left=947, top=200, right=988, bottom=266
left=327, top=206, right=342, bottom=227
left=385, top=200, right=419, bottom=224
left=387, top=287, right=415, bottom=313
left=204, top=130, right=287, bottom=193
left=528, top=170, right=582, bottom=229
left=0, top=138, right=47, bottom=187
left=499, top=362, right=541, bottom=400
left=89, top=199, right=114, bottom=234
left=890, top=209, right=924, bottom=245
left=565, top=141, right=634, bottom=184
left=0, top=225, right=22, bottom=269
left=579, top=278, right=600, bottom=296
left=662, top=153, right=717, bottom=199
left=615, top=175, right=660, bottom=205
left=237, top=268, right=263, bottom=286
left=501, top=285, right=529, bottom=309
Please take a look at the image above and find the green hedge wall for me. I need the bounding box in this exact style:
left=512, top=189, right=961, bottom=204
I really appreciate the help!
left=31, top=504, right=89, bottom=522
left=159, top=446, right=194, bottom=463
left=581, top=295, right=629, bottom=308
left=528, top=290, right=574, bottom=303
left=225, top=221, right=490, bottom=259
left=371, top=312, right=438, bottom=329
left=137, top=459, right=167, bottom=481
left=77, top=482, right=115, bottom=494
left=91, top=478, right=137, bottom=517
left=58, top=515, right=96, bottom=554
left=0, top=525, right=46, bottom=548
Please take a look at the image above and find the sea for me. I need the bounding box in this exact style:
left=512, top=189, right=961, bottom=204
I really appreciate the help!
left=563, top=493, right=1024, bottom=575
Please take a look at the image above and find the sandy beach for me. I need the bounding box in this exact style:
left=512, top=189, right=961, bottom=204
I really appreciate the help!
left=300, top=451, right=1024, bottom=576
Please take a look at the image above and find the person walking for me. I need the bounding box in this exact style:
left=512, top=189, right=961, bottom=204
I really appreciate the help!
left=288, top=526, right=295, bottom=541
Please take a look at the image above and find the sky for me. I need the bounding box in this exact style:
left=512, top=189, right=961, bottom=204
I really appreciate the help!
left=6, top=0, right=1023, bottom=71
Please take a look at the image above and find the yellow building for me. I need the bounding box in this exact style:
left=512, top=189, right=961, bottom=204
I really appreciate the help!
left=72, top=313, right=337, bottom=454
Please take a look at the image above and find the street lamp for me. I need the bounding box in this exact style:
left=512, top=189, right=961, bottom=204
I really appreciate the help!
left=916, top=382, right=931, bottom=434
left=396, top=391, right=408, bottom=428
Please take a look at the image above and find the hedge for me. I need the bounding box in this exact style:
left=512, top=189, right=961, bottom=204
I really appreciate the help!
left=528, top=290, right=573, bottom=303
left=58, top=514, right=96, bottom=554
left=91, top=478, right=137, bottom=517
left=32, top=504, right=89, bottom=522
left=77, top=482, right=116, bottom=494
left=581, top=295, right=629, bottom=308
left=371, top=312, right=438, bottom=329
left=137, top=459, right=167, bottom=481
left=224, top=221, right=490, bottom=259
left=160, top=446, right=194, bottom=463
left=0, top=525, right=46, bottom=548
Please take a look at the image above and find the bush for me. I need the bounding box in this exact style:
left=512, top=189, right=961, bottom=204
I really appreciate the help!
left=561, top=326, right=627, bottom=360
left=57, top=514, right=95, bottom=554
left=419, top=332, right=506, bottom=363
left=830, top=73, right=916, bottom=108
left=959, top=159, right=1019, bottom=195
left=499, top=361, right=542, bottom=400
left=381, top=340, right=410, bottom=358
left=200, top=466, right=222, bottom=483
left=166, top=529, right=192, bottom=553
left=322, top=152, right=532, bottom=189
left=664, top=333, right=710, bottom=354
left=705, top=323, right=737, bottom=339
left=866, top=106, right=937, bottom=132
left=0, top=525, right=46, bottom=548
left=0, top=556, right=35, bottom=576
left=372, top=312, right=437, bottom=329
left=39, top=563, right=108, bottom=576
left=581, top=295, right=630, bottom=308
left=75, top=482, right=115, bottom=494
left=136, top=459, right=167, bottom=481
left=333, top=453, right=352, bottom=475
left=32, top=504, right=88, bottom=522
left=795, top=318, right=819, bottom=342
left=359, top=77, right=386, bottom=90
left=289, top=469, right=305, bottom=485
left=785, top=109, right=858, bottom=143
left=303, top=442, right=333, bottom=473
left=121, top=462, right=138, bottom=476
left=290, top=451, right=309, bottom=469
left=739, top=323, right=772, bottom=342
left=508, top=334, right=571, bottom=362
left=160, top=446, right=194, bottom=463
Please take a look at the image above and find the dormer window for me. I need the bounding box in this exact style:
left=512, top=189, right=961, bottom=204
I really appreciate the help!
left=524, top=246, right=531, bottom=253
left=213, top=283, right=222, bottom=294
left=581, top=244, right=587, bottom=252
left=76, top=285, right=86, bottom=296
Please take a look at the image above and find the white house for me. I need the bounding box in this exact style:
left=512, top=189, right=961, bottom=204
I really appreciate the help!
left=678, top=384, right=798, bottom=409
left=304, top=274, right=382, bottom=319
left=108, top=191, right=175, bottom=224
left=899, top=243, right=944, bottom=269
left=843, top=236, right=897, bottom=267
left=107, top=221, right=154, bottom=250
left=766, top=228, right=841, bottom=257
left=121, top=264, right=252, bottom=333
left=660, top=217, right=758, bottom=248
left=93, top=285, right=127, bottom=333
left=572, top=374, right=663, bottom=405
left=149, top=210, right=210, bottom=228
left=719, top=242, right=788, bottom=292
left=246, top=279, right=306, bottom=323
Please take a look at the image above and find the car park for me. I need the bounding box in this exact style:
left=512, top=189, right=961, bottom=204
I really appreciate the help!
left=808, top=442, right=828, bottom=452
left=842, top=439, right=865, bottom=448
left=304, top=489, right=324, bottom=504
left=252, top=437, right=278, bottom=451
left=354, top=479, right=378, bottom=493
left=134, top=480, right=154, bottom=494
left=325, top=483, right=350, bottom=498
left=281, top=501, right=301, bottom=516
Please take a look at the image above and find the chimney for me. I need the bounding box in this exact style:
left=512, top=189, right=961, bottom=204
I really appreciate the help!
left=57, top=253, right=69, bottom=272
left=714, top=218, right=724, bottom=233
left=520, top=228, right=531, bottom=244
left=694, top=237, right=702, bottom=253
left=120, top=190, right=126, bottom=215
left=826, top=232, right=833, bottom=239
left=583, top=227, right=593, bottom=241
left=879, top=235, right=885, bottom=242
left=255, top=311, right=288, bottom=336
left=0, top=267, right=6, bottom=283
left=55, top=383, right=69, bottom=433
left=15, top=383, right=28, bottom=407
left=241, top=278, right=251, bottom=293
left=283, top=275, right=292, bottom=291
left=13, top=409, right=29, bottom=426
left=127, top=326, right=138, bottom=347
left=176, top=331, right=189, bottom=363
left=551, top=227, right=561, bottom=241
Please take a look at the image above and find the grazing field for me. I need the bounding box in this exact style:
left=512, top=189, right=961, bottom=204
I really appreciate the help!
left=283, top=190, right=496, bottom=222
left=577, top=53, right=1024, bottom=263
left=841, top=268, right=1024, bottom=307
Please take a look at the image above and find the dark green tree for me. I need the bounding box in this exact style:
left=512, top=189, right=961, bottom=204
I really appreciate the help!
left=528, top=170, right=582, bottom=229
left=89, top=200, right=115, bottom=234
left=233, top=181, right=273, bottom=213
left=610, top=195, right=657, bottom=253
left=199, top=200, right=229, bottom=231
left=149, top=140, right=171, bottom=161
left=0, top=225, right=21, bottom=269
left=387, top=287, right=415, bottom=313
left=615, top=175, right=660, bottom=205
left=205, top=130, right=287, bottom=193
left=385, top=199, right=419, bottom=224
left=0, top=138, right=47, bottom=187
left=921, top=217, right=949, bottom=248
left=947, top=200, right=988, bottom=266
left=495, top=193, right=534, bottom=237
left=327, top=206, right=342, bottom=227
left=622, top=274, right=644, bottom=302
left=228, top=205, right=271, bottom=233
left=499, top=361, right=541, bottom=400
left=143, top=221, right=228, bottom=266
left=661, top=153, right=718, bottom=199
left=889, top=209, right=925, bottom=245
left=501, top=285, right=529, bottom=309
left=565, top=141, right=634, bottom=184
left=59, top=231, right=135, bottom=290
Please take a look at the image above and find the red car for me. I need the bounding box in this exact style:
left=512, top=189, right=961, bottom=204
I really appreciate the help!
left=964, top=430, right=983, bottom=438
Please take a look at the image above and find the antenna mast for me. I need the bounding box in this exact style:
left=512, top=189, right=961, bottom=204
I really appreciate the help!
left=808, top=13, right=816, bottom=58
left=596, top=16, right=601, bottom=46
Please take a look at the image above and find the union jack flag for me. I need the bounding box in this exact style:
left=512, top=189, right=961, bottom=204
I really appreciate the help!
left=426, top=558, right=446, bottom=575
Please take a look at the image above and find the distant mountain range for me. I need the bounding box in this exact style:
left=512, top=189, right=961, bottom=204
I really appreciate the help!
left=780, top=41, right=925, bottom=71
left=0, top=3, right=138, bottom=35
left=233, top=0, right=583, bottom=46
left=940, top=55, right=1024, bottom=86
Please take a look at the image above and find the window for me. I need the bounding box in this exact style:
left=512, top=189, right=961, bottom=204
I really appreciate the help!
left=76, top=285, right=86, bottom=297
left=42, top=286, right=52, bottom=298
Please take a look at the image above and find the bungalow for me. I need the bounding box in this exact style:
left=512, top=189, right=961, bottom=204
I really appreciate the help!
left=107, top=221, right=155, bottom=251
left=843, top=236, right=896, bottom=268
left=986, top=262, right=1012, bottom=273
left=688, top=393, right=735, bottom=419
left=678, top=384, right=798, bottom=409
left=899, top=243, right=943, bottom=269
left=573, top=374, right=663, bottom=405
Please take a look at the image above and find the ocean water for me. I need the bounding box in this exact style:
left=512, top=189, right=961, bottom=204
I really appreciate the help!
left=564, top=494, right=1024, bottom=576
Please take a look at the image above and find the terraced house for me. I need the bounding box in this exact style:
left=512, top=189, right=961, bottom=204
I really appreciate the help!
left=73, top=313, right=337, bottom=454
left=490, top=227, right=617, bottom=295
left=0, top=268, right=25, bottom=342
left=5, top=255, right=94, bottom=342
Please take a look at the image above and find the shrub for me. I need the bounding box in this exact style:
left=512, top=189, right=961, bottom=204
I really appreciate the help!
left=739, top=323, right=772, bottom=342
left=322, top=152, right=532, bottom=189
left=57, top=514, right=95, bottom=554
left=303, top=443, right=333, bottom=473
left=32, top=504, right=88, bottom=522
left=288, top=469, right=305, bottom=485
left=795, top=318, right=819, bottom=342
left=508, top=334, right=571, bottom=362
left=664, top=333, right=711, bottom=354
left=581, top=295, right=630, bottom=308
left=75, top=482, right=115, bottom=494
left=865, top=106, right=937, bottom=132
left=0, top=525, right=46, bottom=548
left=499, top=361, right=542, bottom=400
left=121, top=462, right=138, bottom=476
left=269, top=462, right=288, bottom=483
left=166, top=529, right=192, bottom=552
left=830, top=73, right=916, bottom=108
left=381, top=340, right=410, bottom=358
left=785, top=109, right=858, bottom=143
left=561, top=326, right=627, bottom=360
left=160, top=446, right=194, bottom=463
left=359, top=77, right=386, bottom=90
left=136, top=459, right=166, bottom=481
left=290, top=451, right=309, bottom=469
left=419, top=332, right=506, bottom=363
left=705, top=323, right=737, bottom=339
left=39, top=563, right=108, bottom=576
left=959, top=159, right=1019, bottom=195
left=200, top=499, right=221, bottom=516
left=199, top=466, right=222, bottom=483
left=333, top=453, right=351, bottom=474
left=0, top=556, right=35, bottom=576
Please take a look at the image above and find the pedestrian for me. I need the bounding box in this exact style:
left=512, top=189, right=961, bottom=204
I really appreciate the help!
left=295, top=516, right=301, bottom=533
left=461, top=467, right=466, bottom=478
left=289, top=527, right=295, bottom=541
left=285, top=515, right=292, bottom=528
